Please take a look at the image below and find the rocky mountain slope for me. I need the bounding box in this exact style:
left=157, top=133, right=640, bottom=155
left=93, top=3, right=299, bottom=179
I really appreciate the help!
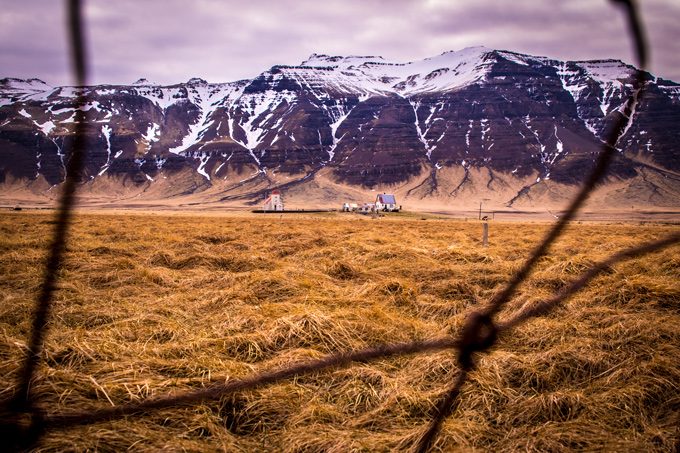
left=1, top=47, right=679, bottom=210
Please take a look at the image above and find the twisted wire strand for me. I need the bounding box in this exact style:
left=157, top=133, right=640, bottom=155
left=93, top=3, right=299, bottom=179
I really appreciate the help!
left=3, top=1, right=667, bottom=453
left=42, top=338, right=461, bottom=428
left=35, top=233, right=679, bottom=433
left=415, top=1, right=649, bottom=450
left=12, top=0, right=89, bottom=413
left=414, top=235, right=680, bottom=452
left=483, top=0, right=649, bottom=318
left=0, top=1, right=89, bottom=449
left=497, top=232, right=680, bottom=332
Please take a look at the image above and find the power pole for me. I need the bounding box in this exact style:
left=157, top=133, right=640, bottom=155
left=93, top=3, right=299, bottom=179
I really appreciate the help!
left=478, top=201, right=482, bottom=220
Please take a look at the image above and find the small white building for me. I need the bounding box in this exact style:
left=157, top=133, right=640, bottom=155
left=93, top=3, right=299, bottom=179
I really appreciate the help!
left=342, top=202, right=359, bottom=212
left=263, top=189, right=284, bottom=211
left=359, top=203, right=375, bottom=214
left=375, top=193, right=399, bottom=212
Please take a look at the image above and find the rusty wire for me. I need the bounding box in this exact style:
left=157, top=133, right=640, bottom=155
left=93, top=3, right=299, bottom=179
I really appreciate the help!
left=3, top=0, right=677, bottom=451
left=415, top=1, right=651, bottom=450
left=497, top=232, right=680, bottom=332
left=5, top=0, right=87, bottom=419
left=30, top=231, right=680, bottom=433
left=0, top=1, right=89, bottom=449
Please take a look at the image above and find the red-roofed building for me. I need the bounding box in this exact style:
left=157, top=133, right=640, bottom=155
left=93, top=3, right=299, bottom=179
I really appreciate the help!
left=263, top=189, right=284, bottom=211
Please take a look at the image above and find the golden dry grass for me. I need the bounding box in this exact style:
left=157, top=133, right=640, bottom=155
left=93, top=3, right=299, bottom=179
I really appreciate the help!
left=1, top=211, right=679, bottom=452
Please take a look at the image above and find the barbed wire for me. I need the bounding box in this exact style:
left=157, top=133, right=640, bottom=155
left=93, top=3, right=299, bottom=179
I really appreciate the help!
left=1, top=0, right=676, bottom=452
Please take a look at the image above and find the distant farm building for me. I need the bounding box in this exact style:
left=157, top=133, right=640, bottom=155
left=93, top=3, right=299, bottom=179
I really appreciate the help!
left=359, top=203, right=376, bottom=214
left=344, top=194, right=399, bottom=215
left=342, top=202, right=359, bottom=212
left=263, top=190, right=284, bottom=211
left=375, top=193, right=399, bottom=212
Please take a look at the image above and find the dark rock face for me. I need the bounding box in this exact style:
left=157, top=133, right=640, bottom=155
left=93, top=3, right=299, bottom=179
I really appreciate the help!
left=332, top=95, right=427, bottom=186
left=0, top=48, right=678, bottom=204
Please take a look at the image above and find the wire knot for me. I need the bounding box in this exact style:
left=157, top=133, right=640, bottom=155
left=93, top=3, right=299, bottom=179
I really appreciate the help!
left=457, top=312, right=497, bottom=370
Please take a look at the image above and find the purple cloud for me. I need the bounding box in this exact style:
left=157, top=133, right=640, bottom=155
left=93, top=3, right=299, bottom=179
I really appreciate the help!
left=1, top=0, right=678, bottom=86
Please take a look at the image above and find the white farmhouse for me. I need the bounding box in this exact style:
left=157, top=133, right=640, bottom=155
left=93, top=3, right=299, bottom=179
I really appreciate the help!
left=375, top=193, right=399, bottom=212
left=263, top=189, right=284, bottom=211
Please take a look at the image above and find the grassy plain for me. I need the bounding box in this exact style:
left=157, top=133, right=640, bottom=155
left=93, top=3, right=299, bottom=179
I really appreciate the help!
left=1, top=211, right=679, bottom=452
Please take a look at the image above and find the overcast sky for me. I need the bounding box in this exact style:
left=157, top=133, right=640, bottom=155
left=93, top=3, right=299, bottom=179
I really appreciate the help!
left=2, top=0, right=679, bottom=86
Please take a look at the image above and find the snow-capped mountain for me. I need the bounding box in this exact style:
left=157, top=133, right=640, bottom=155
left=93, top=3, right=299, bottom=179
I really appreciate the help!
left=1, top=47, right=679, bottom=208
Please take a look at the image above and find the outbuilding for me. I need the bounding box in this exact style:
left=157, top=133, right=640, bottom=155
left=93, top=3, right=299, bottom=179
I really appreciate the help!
left=359, top=203, right=375, bottom=214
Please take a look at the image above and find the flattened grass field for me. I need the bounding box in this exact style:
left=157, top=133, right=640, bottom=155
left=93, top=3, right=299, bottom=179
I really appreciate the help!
left=1, top=211, right=679, bottom=451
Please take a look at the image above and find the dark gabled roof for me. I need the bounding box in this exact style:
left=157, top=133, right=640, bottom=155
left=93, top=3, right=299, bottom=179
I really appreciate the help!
left=377, top=194, right=396, bottom=204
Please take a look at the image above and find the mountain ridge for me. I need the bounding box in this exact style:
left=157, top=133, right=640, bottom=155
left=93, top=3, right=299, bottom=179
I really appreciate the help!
left=1, top=48, right=679, bottom=210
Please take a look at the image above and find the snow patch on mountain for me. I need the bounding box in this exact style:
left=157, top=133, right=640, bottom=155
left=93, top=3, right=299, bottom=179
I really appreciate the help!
left=230, top=89, right=296, bottom=162
left=557, top=63, right=588, bottom=103
left=0, top=78, right=53, bottom=105
left=98, top=125, right=113, bottom=176
left=135, top=86, right=184, bottom=110
left=168, top=84, right=240, bottom=155
left=294, top=47, right=495, bottom=96
left=497, top=51, right=531, bottom=66
left=142, top=123, right=160, bottom=146
left=575, top=60, right=634, bottom=84
left=196, top=152, right=211, bottom=180
left=302, top=54, right=387, bottom=69
left=324, top=100, right=355, bottom=161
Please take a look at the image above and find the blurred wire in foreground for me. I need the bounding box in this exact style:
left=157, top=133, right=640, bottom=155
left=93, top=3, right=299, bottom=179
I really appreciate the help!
left=0, top=0, right=89, bottom=450
left=28, top=232, right=679, bottom=433
left=415, top=1, right=649, bottom=450
left=2, top=1, right=673, bottom=452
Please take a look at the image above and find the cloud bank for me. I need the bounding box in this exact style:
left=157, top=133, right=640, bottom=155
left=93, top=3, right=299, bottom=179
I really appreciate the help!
left=1, top=0, right=679, bottom=86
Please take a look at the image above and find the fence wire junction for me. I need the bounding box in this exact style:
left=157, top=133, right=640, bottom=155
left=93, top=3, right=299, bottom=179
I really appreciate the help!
left=1, top=0, right=678, bottom=451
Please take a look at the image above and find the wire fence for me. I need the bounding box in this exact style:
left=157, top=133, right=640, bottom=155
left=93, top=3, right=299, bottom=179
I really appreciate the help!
left=2, top=0, right=678, bottom=451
